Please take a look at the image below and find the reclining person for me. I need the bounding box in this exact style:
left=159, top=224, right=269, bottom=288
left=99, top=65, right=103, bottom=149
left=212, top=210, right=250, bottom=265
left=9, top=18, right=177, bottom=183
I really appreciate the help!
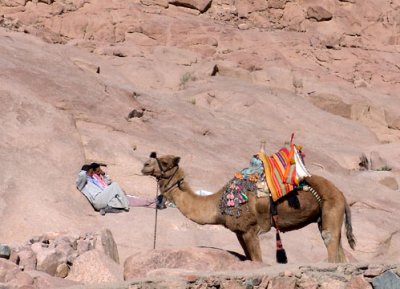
left=90, top=162, right=160, bottom=208
left=76, top=163, right=130, bottom=215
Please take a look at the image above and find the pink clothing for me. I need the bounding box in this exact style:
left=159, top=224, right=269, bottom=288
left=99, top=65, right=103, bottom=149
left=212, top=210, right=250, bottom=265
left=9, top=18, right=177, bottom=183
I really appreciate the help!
left=93, top=174, right=108, bottom=188
left=126, top=195, right=156, bottom=208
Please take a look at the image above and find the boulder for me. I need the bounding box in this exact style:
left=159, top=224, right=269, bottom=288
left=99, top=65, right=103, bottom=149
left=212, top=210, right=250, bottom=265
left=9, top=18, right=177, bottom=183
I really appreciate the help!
left=0, top=244, right=11, bottom=259
left=372, top=270, right=400, bottom=289
left=25, top=270, right=80, bottom=289
left=6, top=271, right=34, bottom=288
left=269, top=276, right=297, bottom=289
left=369, top=151, right=389, bottom=171
left=0, top=258, right=19, bottom=283
left=35, top=247, right=67, bottom=276
left=67, top=250, right=123, bottom=284
left=346, top=274, right=373, bottom=289
left=168, top=0, right=211, bottom=13
left=306, top=6, right=333, bottom=22
left=92, top=229, right=120, bottom=264
left=268, top=0, right=288, bottom=9
left=124, top=247, right=263, bottom=280
left=18, top=248, right=37, bottom=271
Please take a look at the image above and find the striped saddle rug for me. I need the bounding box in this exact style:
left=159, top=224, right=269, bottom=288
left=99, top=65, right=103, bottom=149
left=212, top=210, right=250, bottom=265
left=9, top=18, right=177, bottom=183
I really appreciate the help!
left=258, top=136, right=311, bottom=202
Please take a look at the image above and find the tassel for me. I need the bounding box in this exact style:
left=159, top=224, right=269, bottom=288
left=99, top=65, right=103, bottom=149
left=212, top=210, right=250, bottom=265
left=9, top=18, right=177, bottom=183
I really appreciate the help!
left=276, top=230, right=288, bottom=264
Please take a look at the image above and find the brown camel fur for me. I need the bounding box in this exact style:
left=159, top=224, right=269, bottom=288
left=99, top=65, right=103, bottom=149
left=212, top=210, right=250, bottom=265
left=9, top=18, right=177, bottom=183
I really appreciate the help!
left=141, top=153, right=356, bottom=263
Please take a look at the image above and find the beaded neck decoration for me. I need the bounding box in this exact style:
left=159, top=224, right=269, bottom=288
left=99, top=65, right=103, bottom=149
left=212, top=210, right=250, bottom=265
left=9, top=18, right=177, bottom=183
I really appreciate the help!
left=219, top=155, right=263, bottom=217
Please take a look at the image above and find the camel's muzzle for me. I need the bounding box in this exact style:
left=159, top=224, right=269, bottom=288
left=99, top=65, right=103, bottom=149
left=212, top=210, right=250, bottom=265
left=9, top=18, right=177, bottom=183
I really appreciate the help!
left=156, top=194, right=167, bottom=210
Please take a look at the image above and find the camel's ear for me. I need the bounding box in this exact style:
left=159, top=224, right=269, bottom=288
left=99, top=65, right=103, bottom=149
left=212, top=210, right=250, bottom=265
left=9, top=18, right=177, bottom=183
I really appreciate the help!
left=173, top=156, right=181, bottom=166
left=150, top=152, right=157, bottom=158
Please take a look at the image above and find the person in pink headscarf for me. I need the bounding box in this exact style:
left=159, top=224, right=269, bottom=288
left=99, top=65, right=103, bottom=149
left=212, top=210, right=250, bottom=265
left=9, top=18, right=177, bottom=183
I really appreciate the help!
left=90, top=162, right=111, bottom=188
left=89, top=162, right=157, bottom=211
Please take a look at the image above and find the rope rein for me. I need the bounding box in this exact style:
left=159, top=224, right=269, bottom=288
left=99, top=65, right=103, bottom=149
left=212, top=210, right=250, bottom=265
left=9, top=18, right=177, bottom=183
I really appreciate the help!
left=153, top=182, right=159, bottom=250
left=151, top=156, right=181, bottom=250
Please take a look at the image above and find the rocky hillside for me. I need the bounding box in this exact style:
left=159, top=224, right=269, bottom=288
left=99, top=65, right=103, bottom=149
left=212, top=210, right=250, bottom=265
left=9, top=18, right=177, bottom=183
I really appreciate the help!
left=1, top=0, right=400, bottom=287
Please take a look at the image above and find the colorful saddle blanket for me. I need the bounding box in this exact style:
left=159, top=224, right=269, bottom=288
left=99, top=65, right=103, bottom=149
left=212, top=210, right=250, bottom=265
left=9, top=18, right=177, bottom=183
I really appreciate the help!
left=258, top=138, right=311, bottom=202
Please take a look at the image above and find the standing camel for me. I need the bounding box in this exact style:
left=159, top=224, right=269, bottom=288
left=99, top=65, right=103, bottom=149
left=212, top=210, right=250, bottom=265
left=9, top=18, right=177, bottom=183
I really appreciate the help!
left=141, top=152, right=356, bottom=263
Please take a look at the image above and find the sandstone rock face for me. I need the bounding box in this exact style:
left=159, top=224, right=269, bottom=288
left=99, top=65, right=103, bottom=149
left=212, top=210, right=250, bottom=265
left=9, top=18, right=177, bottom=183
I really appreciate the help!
left=0, top=0, right=400, bottom=287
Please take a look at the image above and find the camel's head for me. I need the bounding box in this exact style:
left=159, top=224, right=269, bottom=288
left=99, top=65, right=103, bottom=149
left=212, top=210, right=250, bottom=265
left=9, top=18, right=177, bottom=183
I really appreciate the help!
left=142, top=152, right=182, bottom=208
left=141, top=152, right=181, bottom=178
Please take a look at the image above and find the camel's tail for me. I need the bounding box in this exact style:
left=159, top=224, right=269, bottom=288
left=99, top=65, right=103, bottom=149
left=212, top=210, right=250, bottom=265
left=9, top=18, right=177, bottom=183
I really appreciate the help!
left=344, top=200, right=356, bottom=250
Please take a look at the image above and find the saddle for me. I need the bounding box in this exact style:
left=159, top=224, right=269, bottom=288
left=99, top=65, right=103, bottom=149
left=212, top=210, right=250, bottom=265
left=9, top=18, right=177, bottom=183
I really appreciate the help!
left=219, top=134, right=311, bottom=216
left=258, top=134, right=311, bottom=202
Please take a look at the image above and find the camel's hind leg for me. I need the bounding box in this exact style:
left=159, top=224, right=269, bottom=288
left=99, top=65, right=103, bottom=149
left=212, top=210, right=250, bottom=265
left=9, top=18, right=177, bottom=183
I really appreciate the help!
left=306, top=175, right=348, bottom=262
left=318, top=206, right=346, bottom=262
left=236, top=226, right=263, bottom=262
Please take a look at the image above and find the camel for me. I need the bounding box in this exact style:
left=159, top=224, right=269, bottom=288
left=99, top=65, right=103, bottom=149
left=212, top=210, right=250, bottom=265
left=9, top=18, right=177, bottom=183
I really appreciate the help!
left=141, top=152, right=356, bottom=263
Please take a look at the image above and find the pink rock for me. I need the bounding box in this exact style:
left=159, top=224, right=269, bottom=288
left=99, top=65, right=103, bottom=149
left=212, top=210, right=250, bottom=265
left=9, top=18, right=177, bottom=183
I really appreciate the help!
left=1, top=0, right=400, bottom=280
left=0, top=259, right=20, bottom=283
left=18, top=249, right=37, bottom=271
left=124, top=247, right=264, bottom=280
left=268, top=0, right=288, bottom=9
left=25, top=270, right=80, bottom=289
left=93, top=229, right=120, bottom=264
left=76, top=239, right=91, bottom=255
left=35, top=248, right=67, bottom=276
left=346, top=274, right=373, bottom=289
left=168, top=0, right=211, bottom=13
left=319, top=279, right=346, bottom=289
left=269, top=276, right=296, bottom=289
left=364, top=266, right=385, bottom=277
left=220, top=279, right=244, bottom=289
left=7, top=271, right=34, bottom=288
left=306, top=6, right=333, bottom=22
left=67, top=250, right=123, bottom=284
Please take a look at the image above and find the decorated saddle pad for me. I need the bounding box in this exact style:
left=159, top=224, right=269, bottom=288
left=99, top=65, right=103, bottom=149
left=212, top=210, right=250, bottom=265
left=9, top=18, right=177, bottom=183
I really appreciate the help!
left=258, top=136, right=311, bottom=202
left=219, top=155, right=262, bottom=217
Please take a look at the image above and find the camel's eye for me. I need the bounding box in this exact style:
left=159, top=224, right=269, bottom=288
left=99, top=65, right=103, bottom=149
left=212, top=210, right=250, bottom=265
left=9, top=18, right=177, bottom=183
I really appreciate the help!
left=161, top=161, right=168, bottom=166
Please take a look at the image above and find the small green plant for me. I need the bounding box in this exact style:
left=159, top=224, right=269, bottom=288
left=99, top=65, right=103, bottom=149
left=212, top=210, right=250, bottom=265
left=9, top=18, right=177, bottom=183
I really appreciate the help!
left=376, top=165, right=392, bottom=171
left=180, top=72, right=196, bottom=87
left=188, top=98, right=196, bottom=105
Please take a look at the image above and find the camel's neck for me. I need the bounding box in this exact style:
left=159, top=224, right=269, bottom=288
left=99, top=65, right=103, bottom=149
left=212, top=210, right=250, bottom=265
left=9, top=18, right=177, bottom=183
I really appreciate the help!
left=158, top=169, right=223, bottom=225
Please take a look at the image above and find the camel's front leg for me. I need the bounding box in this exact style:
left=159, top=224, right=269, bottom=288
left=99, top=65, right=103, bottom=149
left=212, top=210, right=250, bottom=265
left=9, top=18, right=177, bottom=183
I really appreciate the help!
left=241, top=226, right=263, bottom=262
left=236, top=232, right=251, bottom=260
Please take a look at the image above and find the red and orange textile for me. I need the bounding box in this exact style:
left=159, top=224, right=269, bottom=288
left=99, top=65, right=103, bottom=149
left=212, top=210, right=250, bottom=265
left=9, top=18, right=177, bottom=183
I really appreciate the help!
left=258, top=143, right=299, bottom=202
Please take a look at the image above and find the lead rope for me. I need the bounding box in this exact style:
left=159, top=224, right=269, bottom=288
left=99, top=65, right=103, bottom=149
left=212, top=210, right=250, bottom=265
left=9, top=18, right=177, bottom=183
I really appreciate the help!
left=153, top=182, right=159, bottom=250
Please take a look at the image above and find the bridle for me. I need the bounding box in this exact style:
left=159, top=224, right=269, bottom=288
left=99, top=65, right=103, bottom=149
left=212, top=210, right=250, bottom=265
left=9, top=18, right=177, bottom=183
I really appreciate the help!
left=148, top=152, right=184, bottom=251
left=150, top=153, right=184, bottom=194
